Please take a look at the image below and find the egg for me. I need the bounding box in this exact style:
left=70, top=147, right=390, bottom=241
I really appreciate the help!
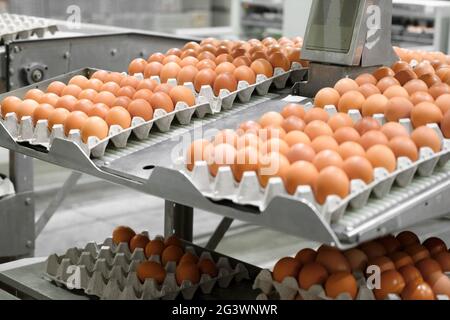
left=165, top=235, right=183, bottom=248
left=100, top=81, right=120, bottom=95
left=391, top=61, right=411, bottom=73
left=205, top=143, right=236, bottom=176
left=399, top=265, right=424, bottom=285
left=325, top=272, right=357, bottom=299
left=105, top=72, right=125, bottom=84
left=174, top=66, right=198, bottom=86
left=405, top=244, right=430, bottom=263
left=180, top=56, right=199, bottom=68
left=90, top=70, right=109, bottom=82
left=389, top=136, right=419, bottom=161
left=250, top=59, right=274, bottom=78
left=163, top=55, right=182, bottom=65
left=1, top=96, right=22, bottom=118
left=238, top=120, right=261, bottom=134
left=361, top=94, right=388, bottom=117
left=24, top=88, right=44, bottom=101
left=176, top=263, right=200, bottom=286
left=46, top=81, right=66, bottom=96
left=166, top=48, right=182, bottom=57
left=366, top=144, right=397, bottom=172
left=39, top=93, right=59, bottom=107
left=112, top=226, right=135, bottom=244
left=32, top=103, right=54, bottom=125
left=233, top=56, right=252, bottom=67
left=411, top=102, right=443, bottom=128
left=258, top=152, right=290, bottom=187
left=297, top=262, right=328, bottom=290
left=383, top=85, right=409, bottom=99
left=48, top=108, right=70, bottom=130
left=198, top=259, right=218, bottom=277
left=215, top=62, right=236, bottom=76
left=315, top=166, right=349, bottom=203
left=377, top=76, right=400, bottom=93
left=429, top=83, right=450, bottom=99
left=61, top=84, right=82, bottom=98
left=149, top=92, right=174, bottom=113
left=338, top=141, right=366, bottom=159
left=69, top=75, right=89, bottom=89
left=214, top=129, right=239, bottom=146
left=261, top=138, right=289, bottom=156
left=334, top=127, right=361, bottom=144
left=129, top=234, right=150, bottom=252
left=313, top=150, right=344, bottom=172
left=373, top=66, right=395, bottom=81
left=233, top=65, right=256, bottom=85
left=390, top=252, right=414, bottom=269
left=355, top=73, right=377, bottom=86
left=237, top=133, right=261, bottom=150
left=295, top=248, right=317, bottom=265
left=147, top=52, right=165, bottom=64
left=16, top=99, right=39, bottom=121
left=169, top=86, right=196, bottom=107
left=397, top=231, right=420, bottom=247
left=155, top=83, right=172, bottom=95
left=233, top=147, right=260, bottom=182
left=411, top=126, right=441, bottom=152
left=251, top=50, right=269, bottom=61
left=193, top=68, right=217, bottom=92
left=420, top=73, right=441, bottom=87
left=422, top=238, right=446, bottom=256
left=116, top=86, right=136, bottom=99
left=258, top=112, right=283, bottom=129
left=144, top=239, right=165, bottom=257
left=401, top=281, right=435, bottom=300
left=104, top=106, right=131, bottom=129
left=373, top=270, right=406, bottom=300
left=311, top=136, right=339, bottom=153
left=304, top=108, right=329, bottom=123
left=88, top=103, right=109, bottom=119
left=196, top=59, right=217, bottom=70
left=286, top=143, right=316, bottom=163
left=285, top=160, right=318, bottom=194
left=327, top=113, right=353, bottom=131
left=137, top=261, right=166, bottom=284
left=185, top=140, right=210, bottom=171
left=144, top=62, right=163, bottom=78
left=337, top=90, right=365, bottom=113
left=404, top=79, right=429, bottom=95
left=360, top=130, right=389, bottom=150
left=358, top=83, right=381, bottom=98
left=272, top=257, right=302, bottom=283
left=132, top=89, right=153, bottom=104
left=127, top=58, right=147, bottom=75
left=314, top=87, right=340, bottom=108
left=343, top=156, right=374, bottom=184
left=381, top=122, right=409, bottom=141
left=213, top=72, right=238, bottom=96
left=63, top=111, right=89, bottom=135
left=161, top=245, right=184, bottom=265
left=416, top=258, right=443, bottom=281
left=428, top=273, right=450, bottom=297
left=414, top=61, right=435, bottom=78
left=281, top=116, right=305, bottom=133
left=198, top=51, right=216, bottom=61
left=127, top=99, right=153, bottom=121
left=80, top=116, right=109, bottom=142
left=360, top=241, right=387, bottom=259
left=394, top=68, right=418, bottom=85
left=367, top=256, right=396, bottom=274
left=378, top=235, right=401, bottom=255
left=137, top=79, right=158, bottom=92
left=180, top=252, right=200, bottom=265
left=344, top=248, right=368, bottom=273
left=334, top=78, right=359, bottom=96
left=269, top=52, right=290, bottom=71
left=434, top=252, right=450, bottom=272
left=284, top=131, right=311, bottom=147
left=354, top=117, right=381, bottom=135
left=411, top=91, right=435, bottom=106
left=304, top=120, right=333, bottom=140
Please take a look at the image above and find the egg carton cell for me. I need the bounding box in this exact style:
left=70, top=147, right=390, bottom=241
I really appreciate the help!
left=0, top=13, right=58, bottom=44
left=0, top=65, right=304, bottom=159
left=176, top=102, right=450, bottom=224
left=44, top=235, right=250, bottom=300
left=253, top=269, right=450, bottom=300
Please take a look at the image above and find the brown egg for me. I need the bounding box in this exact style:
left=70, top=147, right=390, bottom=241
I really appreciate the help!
left=411, top=126, right=442, bottom=152
left=284, top=131, right=311, bottom=146
left=165, top=235, right=183, bottom=248
left=401, top=281, right=435, bottom=300
left=286, top=143, right=316, bottom=163
left=154, top=83, right=172, bottom=95
left=179, top=252, right=199, bottom=266
left=429, top=83, right=450, bottom=99
left=285, top=160, right=319, bottom=194
left=76, top=89, right=96, bottom=102
left=147, top=52, right=165, bottom=64
left=338, top=141, right=366, bottom=159
left=69, top=75, right=89, bottom=89
left=90, top=70, right=109, bottom=82
left=137, top=79, right=158, bottom=92
left=150, top=92, right=175, bottom=113
left=334, top=127, right=361, bottom=144
left=61, top=84, right=82, bottom=98
left=404, top=79, right=428, bottom=95
left=377, top=76, right=400, bottom=93
left=250, top=59, right=274, bottom=78
left=414, top=61, right=435, bottom=78
left=434, top=93, right=450, bottom=115
left=269, top=52, right=290, bottom=71
left=129, top=234, right=150, bottom=252
left=233, top=56, right=252, bottom=67
left=295, top=248, right=317, bottom=265
left=237, top=133, right=261, bottom=150
left=337, top=90, right=365, bottom=113
left=163, top=55, right=182, bottom=65
left=93, top=91, right=115, bottom=108
left=358, top=83, right=381, bottom=98
left=311, top=136, right=339, bottom=153
left=16, top=99, right=39, bottom=121
left=343, top=156, right=374, bottom=184
left=434, top=252, right=450, bottom=272
left=144, top=62, right=163, bottom=78
left=439, top=109, right=450, bottom=138
left=144, top=239, right=165, bottom=257
left=411, top=102, right=443, bottom=128
left=315, top=166, right=349, bottom=203
left=390, top=252, right=414, bottom=269
left=381, top=122, right=409, bottom=140
left=198, top=259, right=218, bottom=277
left=304, top=120, right=333, bottom=140
left=316, top=249, right=351, bottom=273
left=215, top=62, right=236, bottom=75
left=81, top=116, right=109, bottom=142
left=112, top=226, right=136, bottom=244
left=272, top=257, right=302, bottom=283
left=325, top=272, right=357, bottom=299
left=258, top=152, right=290, bottom=187
left=105, top=106, right=131, bottom=129
left=360, top=130, right=389, bottom=150
left=334, top=78, right=359, bottom=96
left=327, top=113, right=353, bottom=131
left=161, top=245, right=184, bottom=266
left=116, top=86, right=136, bottom=99
left=180, top=56, right=199, bottom=67
left=32, top=103, right=54, bottom=125
left=128, top=58, right=147, bottom=75
left=366, top=144, right=397, bottom=172
left=281, top=116, right=305, bottom=132
left=405, top=244, right=430, bottom=263
left=63, top=111, right=88, bottom=135
left=304, top=108, right=329, bottom=123
left=133, top=89, right=153, bottom=104
left=373, top=270, right=406, bottom=300
left=428, top=272, right=450, bottom=297
left=47, top=81, right=66, bottom=96
left=420, top=73, right=441, bottom=88
left=384, top=97, right=413, bottom=122
left=397, top=231, right=420, bottom=247
left=423, top=238, right=447, bottom=256
left=196, top=59, right=217, bottom=71
left=105, top=72, right=125, bottom=84
left=392, top=61, right=411, bottom=74
left=399, top=265, right=424, bottom=284
left=1, top=96, right=22, bottom=117
left=354, top=117, right=381, bottom=135
left=127, top=99, right=153, bottom=121
left=411, top=91, right=435, bottom=106
left=193, top=68, right=217, bottom=92
left=383, top=85, right=409, bottom=99
left=169, top=86, right=196, bottom=107
left=416, top=258, right=442, bottom=281
left=281, top=103, right=306, bottom=119
left=205, top=143, right=237, bottom=176
left=88, top=103, right=109, bottom=119
left=313, top=150, right=344, bottom=172
left=197, top=51, right=216, bottom=61
left=395, top=68, right=418, bottom=85
left=315, top=87, right=340, bottom=108
left=367, top=256, right=395, bottom=274
left=24, top=88, right=44, bottom=101
left=238, top=120, right=261, bottom=134
left=298, top=262, right=328, bottom=290
left=251, top=50, right=269, bottom=61
left=233, top=65, right=256, bottom=84
left=214, top=129, right=239, bottom=146
left=373, top=66, right=395, bottom=81
left=344, top=248, right=368, bottom=272
left=137, top=261, right=166, bottom=284
left=360, top=241, right=388, bottom=259
left=55, top=95, right=78, bottom=112
left=388, top=136, right=418, bottom=162
left=259, top=111, right=284, bottom=128
left=166, top=48, right=182, bottom=57
left=232, top=147, right=260, bottom=182
left=101, top=81, right=120, bottom=95
left=355, top=73, right=377, bottom=86
left=120, top=76, right=141, bottom=90
left=48, top=108, right=70, bottom=130
left=160, top=62, right=181, bottom=83
left=175, top=65, right=198, bottom=85
left=361, top=94, right=388, bottom=117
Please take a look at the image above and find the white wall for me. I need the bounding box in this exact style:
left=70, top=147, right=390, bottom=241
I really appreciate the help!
left=283, top=0, right=313, bottom=38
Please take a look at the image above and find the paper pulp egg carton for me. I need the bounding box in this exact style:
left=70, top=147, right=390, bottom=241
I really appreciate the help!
left=174, top=101, right=450, bottom=224
left=0, top=13, right=58, bottom=43
left=0, top=174, right=15, bottom=199
left=0, top=63, right=301, bottom=159
left=253, top=269, right=450, bottom=301
left=44, top=234, right=250, bottom=300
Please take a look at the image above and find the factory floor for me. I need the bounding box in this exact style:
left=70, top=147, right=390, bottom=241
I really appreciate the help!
left=2, top=148, right=450, bottom=270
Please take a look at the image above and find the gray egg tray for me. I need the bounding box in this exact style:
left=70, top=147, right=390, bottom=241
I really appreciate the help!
left=0, top=64, right=302, bottom=158
left=44, top=234, right=250, bottom=300
left=253, top=268, right=450, bottom=300
left=175, top=101, right=450, bottom=224
left=0, top=175, right=15, bottom=199
left=0, top=13, right=58, bottom=43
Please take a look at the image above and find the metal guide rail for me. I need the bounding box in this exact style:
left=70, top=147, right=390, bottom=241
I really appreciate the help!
left=1, top=71, right=449, bottom=248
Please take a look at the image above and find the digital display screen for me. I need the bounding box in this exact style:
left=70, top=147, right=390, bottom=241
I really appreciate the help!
left=305, top=0, right=362, bottom=53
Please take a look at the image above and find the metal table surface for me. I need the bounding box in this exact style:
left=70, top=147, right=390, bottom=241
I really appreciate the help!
left=0, top=258, right=260, bottom=300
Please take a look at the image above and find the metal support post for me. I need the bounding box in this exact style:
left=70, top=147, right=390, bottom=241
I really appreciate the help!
left=205, top=217, right=234, bottom=251
left=164, top=200, right=193, bottom=242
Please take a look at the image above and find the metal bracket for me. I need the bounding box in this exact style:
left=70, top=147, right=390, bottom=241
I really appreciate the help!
left=164, top=201, right=194, bottom=242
